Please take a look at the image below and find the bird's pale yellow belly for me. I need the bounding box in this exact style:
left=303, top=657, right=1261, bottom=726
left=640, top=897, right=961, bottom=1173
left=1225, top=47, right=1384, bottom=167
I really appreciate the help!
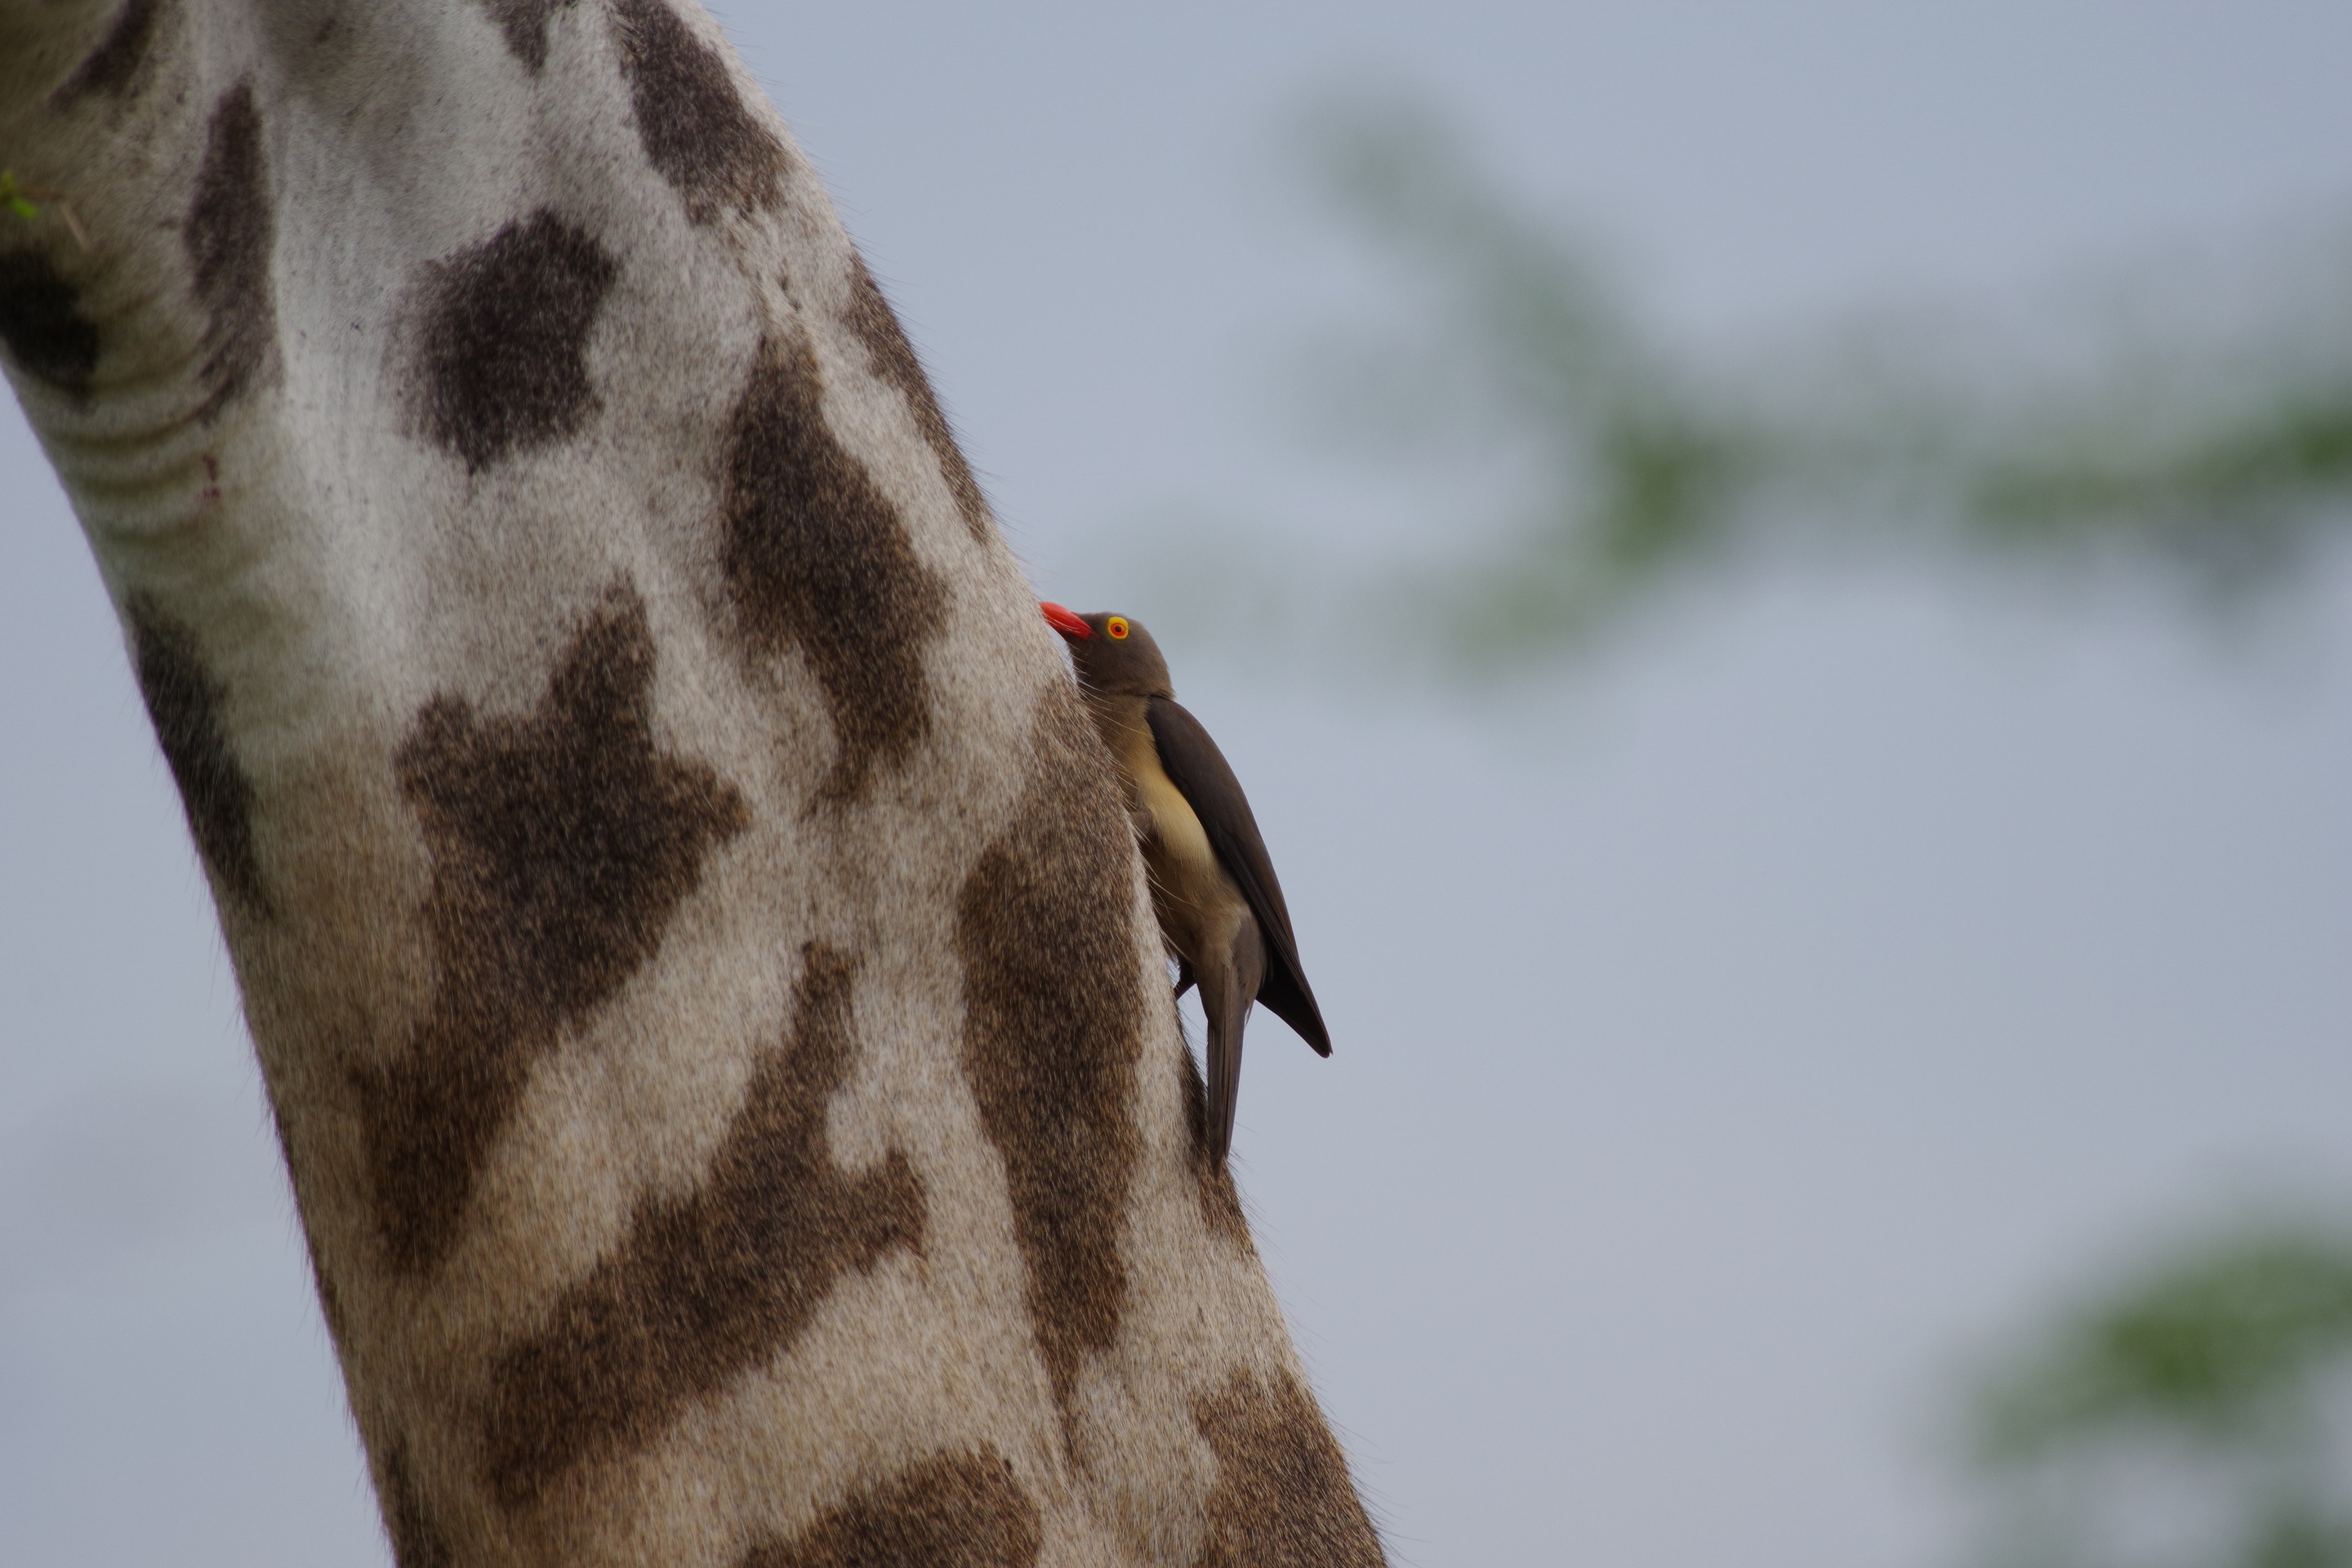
left=1124, top=732, right=1215, bottom=881
left=1102, top=706, right=1245, bottom=958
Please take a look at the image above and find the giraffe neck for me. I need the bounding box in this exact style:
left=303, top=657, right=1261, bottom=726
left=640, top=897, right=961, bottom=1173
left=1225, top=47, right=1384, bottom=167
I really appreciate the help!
left=1, top=2, right=1386, bottom=1563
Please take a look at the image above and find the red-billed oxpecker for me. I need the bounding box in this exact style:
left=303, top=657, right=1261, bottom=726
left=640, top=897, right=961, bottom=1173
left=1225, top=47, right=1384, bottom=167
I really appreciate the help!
left=1041, top=602, right=1331, bottom=1164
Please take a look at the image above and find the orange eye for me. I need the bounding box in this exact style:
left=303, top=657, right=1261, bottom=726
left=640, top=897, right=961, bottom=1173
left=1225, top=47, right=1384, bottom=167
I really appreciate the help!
left=1106, top=617, right=1129, bottom=640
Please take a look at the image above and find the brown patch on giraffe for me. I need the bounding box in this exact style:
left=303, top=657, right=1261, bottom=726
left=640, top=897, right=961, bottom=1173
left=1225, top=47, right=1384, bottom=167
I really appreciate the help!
left=1190, top=1369, right=1386, bottom=1568
left=185, top=83, right=282, bottom=422
left=721, top=328, right=947, bottom=802
left=481, top=942, right=925, bottom=1508
left=0, top=252, right=100, bottom=399
left=844, top=255, right=994, bottom=542
left=402, top=209, right=619, bottom=474
left=1179, top=1043, right=1250, bottom=1245
left=265, top=1091, right=353, bottom=1347
left=49, top=0, right=168, bottom=106
left=359, top=584, right=749, bottom=1275
left=310, top=1250, right=350, bottom=1348
left=608, top=0, right=790, bottom=225
left=125, top=595, right=270, bottom=914
left=475, top=0, right=576, bottom=72
left=737, top=1450, right=1043, bottom=1568
left=379, top=1441, right=456, bottom=1568
left=954, top=685, right=1147, bottom=1421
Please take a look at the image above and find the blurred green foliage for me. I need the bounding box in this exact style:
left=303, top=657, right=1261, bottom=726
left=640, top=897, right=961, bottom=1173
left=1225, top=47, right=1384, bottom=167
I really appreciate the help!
left=1978, top=1230, right=2352, bottom=1451
left=1276, top=91, right=2352, bottom=672
left=1963, top=1221, right=2352, bottom=1568
left=1271, top=99, right=2352, bottom=1553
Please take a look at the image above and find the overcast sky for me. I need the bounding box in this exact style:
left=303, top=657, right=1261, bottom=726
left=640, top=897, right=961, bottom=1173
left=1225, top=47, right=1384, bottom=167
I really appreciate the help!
left=6, top=6, right=2351, bottom=1567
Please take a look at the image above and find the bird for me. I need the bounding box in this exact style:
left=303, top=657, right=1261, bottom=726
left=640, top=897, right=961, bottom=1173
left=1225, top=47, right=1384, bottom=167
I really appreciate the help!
left=1040, top=602, right=1330, bottom=1165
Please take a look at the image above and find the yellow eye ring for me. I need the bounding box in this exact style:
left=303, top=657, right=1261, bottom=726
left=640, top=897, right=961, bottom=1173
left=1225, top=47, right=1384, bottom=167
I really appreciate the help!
left=1106, top=617, right=1130, bottom=640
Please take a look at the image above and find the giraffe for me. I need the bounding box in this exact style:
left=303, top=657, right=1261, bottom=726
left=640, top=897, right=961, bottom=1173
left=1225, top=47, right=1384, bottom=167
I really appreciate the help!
left=0, top=2, right=1388, bottom=1564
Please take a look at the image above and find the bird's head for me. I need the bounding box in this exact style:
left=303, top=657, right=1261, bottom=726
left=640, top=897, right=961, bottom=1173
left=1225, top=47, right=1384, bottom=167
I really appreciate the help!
left=1040, top=603, right=1173, bottom=697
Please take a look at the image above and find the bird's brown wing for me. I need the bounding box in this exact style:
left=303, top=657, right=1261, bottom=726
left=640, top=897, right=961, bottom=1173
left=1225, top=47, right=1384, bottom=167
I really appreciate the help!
left=1146, top=697, right=1331, bottom=1057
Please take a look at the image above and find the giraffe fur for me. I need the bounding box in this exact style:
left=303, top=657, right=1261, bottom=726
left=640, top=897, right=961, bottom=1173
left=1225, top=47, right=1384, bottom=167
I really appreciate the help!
left=1, top=2, right=1388, bottom=1565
